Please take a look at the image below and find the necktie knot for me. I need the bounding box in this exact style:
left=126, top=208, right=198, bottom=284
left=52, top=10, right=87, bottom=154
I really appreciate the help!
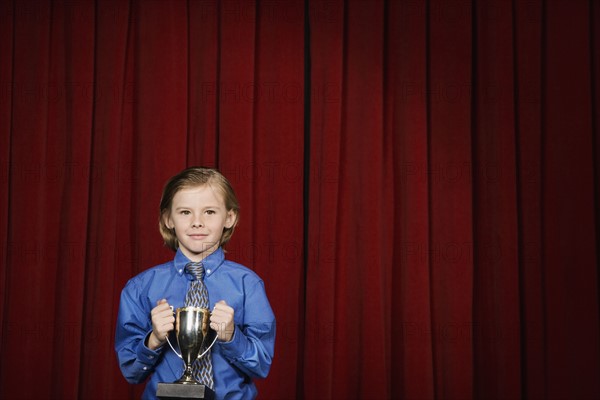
left=185, top=262, right=205, bottom=280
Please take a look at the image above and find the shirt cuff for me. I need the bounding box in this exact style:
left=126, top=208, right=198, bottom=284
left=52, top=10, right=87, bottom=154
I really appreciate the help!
left=137, top=331, right=165, bottom=367
left=218, top=325, right=247, bottom=360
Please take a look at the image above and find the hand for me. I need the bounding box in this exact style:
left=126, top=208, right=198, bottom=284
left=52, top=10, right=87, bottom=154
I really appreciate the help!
left=210, top=300, right=235, bottom=342
left=148, top=299, right=175, bottom=350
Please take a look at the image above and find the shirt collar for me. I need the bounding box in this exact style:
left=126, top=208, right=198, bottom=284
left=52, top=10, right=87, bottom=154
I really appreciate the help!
left=174, top=247, right=225, bottom=279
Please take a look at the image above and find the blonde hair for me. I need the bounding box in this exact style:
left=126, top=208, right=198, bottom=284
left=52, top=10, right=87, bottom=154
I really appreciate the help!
left=159, top=167, right=240, bottom=251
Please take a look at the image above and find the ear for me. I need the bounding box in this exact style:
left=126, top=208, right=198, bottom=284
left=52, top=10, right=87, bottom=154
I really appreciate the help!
left=225, top=210, right=237, bottom=229
left=162, top=211, right=173, bottom=229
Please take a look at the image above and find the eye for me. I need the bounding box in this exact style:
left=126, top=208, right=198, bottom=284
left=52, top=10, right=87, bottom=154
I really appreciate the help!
left=180, top=210, right=191, bottom=215
left=205, top=209, right=216, bottom=215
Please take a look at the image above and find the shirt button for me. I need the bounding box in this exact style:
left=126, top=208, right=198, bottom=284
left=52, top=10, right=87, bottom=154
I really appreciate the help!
left=207, top=269, right=211, bottom=274
left=143, top=367, right=148, bottom=371
left=148, top=355, right=154, bottom=359
left=179, top=269, right=183, bottom=273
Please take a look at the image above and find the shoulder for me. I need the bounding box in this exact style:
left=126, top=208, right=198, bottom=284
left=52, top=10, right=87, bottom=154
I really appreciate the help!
left=214, top=259, right=268, bottom=294
left=123, top=260, right=175, bottom=292
left=220, top=259, right=263, bottom=280
left=210, top=259, right=273, bottom=308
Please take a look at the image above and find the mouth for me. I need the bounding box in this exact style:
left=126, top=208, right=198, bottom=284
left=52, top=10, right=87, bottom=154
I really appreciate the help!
left=188, top=233, right=208, bottom=240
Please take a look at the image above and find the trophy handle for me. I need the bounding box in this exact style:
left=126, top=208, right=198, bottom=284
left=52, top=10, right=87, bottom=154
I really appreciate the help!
left=165, top=306, right=183, bottom=359
left=197, top=332, right=218, bottom=359
left=166, top=333, right=183, bottom=359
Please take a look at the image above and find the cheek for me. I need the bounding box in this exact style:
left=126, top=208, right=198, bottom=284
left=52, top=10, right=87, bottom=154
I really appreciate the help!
left=171, top=214, right=187, bottom=226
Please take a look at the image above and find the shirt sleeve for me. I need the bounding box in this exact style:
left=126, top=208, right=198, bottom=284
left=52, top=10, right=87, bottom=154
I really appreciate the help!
left=218, top=279, right=276, bottom=379
left=114, top=279, right=166, bottom=384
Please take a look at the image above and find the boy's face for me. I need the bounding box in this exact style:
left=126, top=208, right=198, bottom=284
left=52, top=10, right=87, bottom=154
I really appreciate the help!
left=165, top=184, right=236, bottom=262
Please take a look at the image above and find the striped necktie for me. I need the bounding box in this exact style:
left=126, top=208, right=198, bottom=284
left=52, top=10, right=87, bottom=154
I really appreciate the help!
left=184, top=262, right=214, bottom=389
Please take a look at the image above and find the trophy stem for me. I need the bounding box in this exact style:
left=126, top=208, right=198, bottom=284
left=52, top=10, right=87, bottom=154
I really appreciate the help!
left=175, top=366, right=199, bottom=385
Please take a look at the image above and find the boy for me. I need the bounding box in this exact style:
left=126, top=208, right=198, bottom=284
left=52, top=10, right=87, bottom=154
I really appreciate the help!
left=115, top=167, right=275, bottom=399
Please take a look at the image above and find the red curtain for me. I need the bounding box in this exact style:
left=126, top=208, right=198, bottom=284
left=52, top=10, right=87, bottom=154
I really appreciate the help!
left=1, top=0, right=599, bottom=399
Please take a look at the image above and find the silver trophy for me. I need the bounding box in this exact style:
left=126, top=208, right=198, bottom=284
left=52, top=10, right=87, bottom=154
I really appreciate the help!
left=157, top=307, right=217, bottom=399
left=166, top=306, right=218, bottom=385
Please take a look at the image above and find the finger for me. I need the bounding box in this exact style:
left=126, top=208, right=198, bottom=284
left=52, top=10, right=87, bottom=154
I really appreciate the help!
left=152, top=304, right=171, bottom=317
left=157, top=321, right=174, bottom=334
left=210, top=320, right=228, bottom=331
left=155, top=304, right=173, bottom=316
left=157, top=316, right=175, bottom=328
left=210, top=316, right=232, bottom=331
left=210, top=309, right=227, bottom=320
left=213, top=302, right=233, bottom=314
left=160, top=321, right=175, bottom=331
left=213, top=300, right=230, bottom=312
left=213, top=310, right=233, bottom=322
left=157, top=308, right=175, bottom=318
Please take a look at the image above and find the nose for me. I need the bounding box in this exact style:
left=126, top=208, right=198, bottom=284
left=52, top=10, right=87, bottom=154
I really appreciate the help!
left=191, top=214, right=204, bottom=228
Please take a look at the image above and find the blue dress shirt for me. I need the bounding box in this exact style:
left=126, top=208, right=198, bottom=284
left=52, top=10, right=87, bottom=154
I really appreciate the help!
left=115, top=247, right=276, bottom=400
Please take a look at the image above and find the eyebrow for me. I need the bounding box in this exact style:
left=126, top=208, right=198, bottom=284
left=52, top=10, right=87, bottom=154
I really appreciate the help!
left=174, top=205, right=222, bottom=210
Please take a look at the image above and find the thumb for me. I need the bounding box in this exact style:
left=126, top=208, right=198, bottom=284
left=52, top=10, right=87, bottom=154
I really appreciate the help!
left=156, top=298, right=168, bottom=306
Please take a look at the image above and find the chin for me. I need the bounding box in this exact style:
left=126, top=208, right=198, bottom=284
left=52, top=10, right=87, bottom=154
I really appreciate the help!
left=192, top=245, right=217, bottom=255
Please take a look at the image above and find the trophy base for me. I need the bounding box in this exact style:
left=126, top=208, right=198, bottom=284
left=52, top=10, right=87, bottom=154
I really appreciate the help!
left=157, top=382, right=215, bottom=399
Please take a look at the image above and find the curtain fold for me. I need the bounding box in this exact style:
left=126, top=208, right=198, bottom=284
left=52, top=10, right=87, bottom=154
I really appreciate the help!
left=542, top=1, right=600, bottom=397
left=1, top=1, right=599, bottom=399
left=472, top=0, right=521, bottom=398
left=387, top=0, right=435, bottom=398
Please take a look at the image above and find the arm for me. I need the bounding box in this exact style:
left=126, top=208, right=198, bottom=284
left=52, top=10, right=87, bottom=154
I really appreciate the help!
left=216, top=281, right=276, bottom=379
left=114, top=281, right=170, bottom=384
